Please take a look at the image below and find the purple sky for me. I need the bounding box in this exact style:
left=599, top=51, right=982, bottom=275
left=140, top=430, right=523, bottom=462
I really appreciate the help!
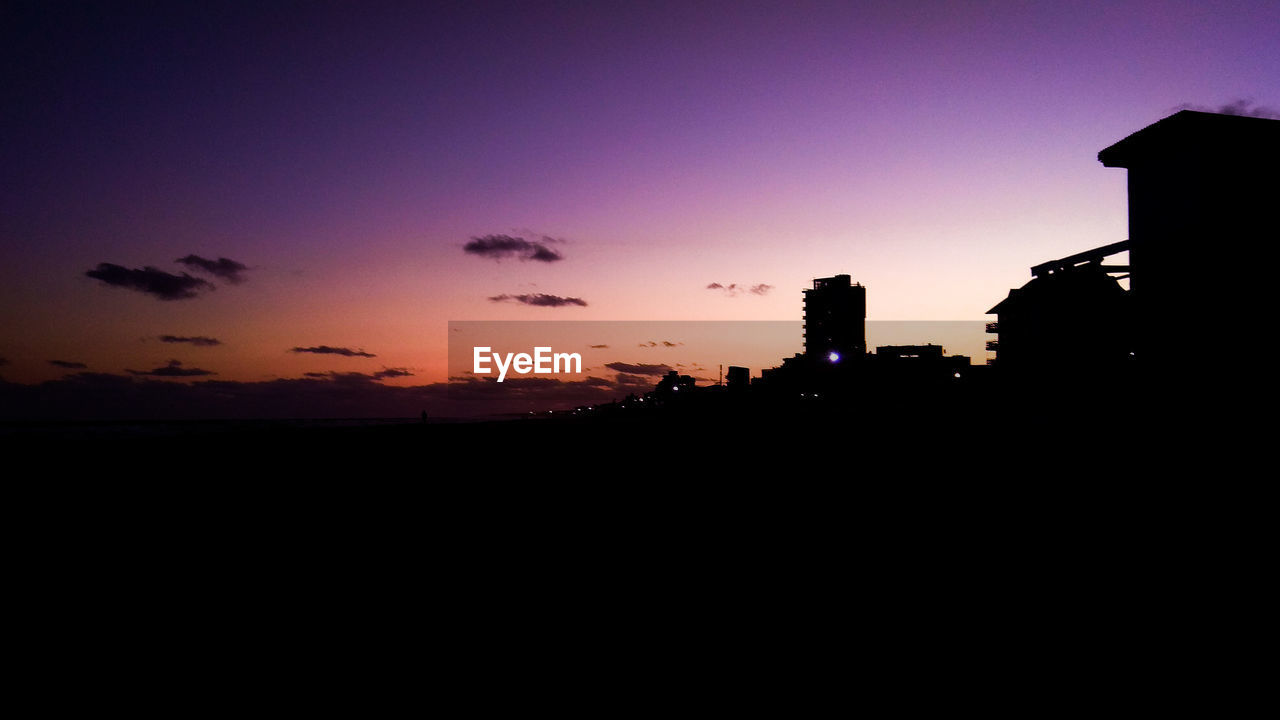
left=2, top=1, right=1277, bottom=412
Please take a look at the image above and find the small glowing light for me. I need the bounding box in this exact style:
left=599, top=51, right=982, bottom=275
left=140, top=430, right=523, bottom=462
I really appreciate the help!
left=828, top=351, right=840, bottom=363
left=954, top=372, right=961, bottom=378
left=673, top=386, right=679, bottom=391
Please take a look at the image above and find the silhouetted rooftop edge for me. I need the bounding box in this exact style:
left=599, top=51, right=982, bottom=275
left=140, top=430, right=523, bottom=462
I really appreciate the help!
left=1098, top=110, right=1280, bottom=167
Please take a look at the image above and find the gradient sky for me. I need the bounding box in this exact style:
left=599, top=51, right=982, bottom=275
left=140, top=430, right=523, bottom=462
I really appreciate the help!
left=2, top=0, right=1277, bottom=401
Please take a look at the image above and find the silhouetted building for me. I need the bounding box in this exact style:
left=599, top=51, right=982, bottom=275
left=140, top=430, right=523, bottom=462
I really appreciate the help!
left=654, top=370, right=696, bottom=399
left=874, top=344, right=945, bottom=361
left=726, top=366, right=749, bottom=392
left=987, top=109, right=1278, bottom=382
left=803, top=274, right=865, bottom=362
left=987, top=249, right=1132, bottom=372
left=872, top=344, right=972, bottom=385
left=1098, top=110, right=1280, bottom=372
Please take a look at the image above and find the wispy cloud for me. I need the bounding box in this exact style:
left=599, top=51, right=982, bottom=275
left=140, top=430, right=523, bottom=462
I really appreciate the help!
left=1175, top=98, right=1280, bottom=119
left=488, top=293, right=587, bottom=307
left=86, top=263, right=214, bottom=300
left=373, top=367, right=413, bottom=380
left=290, top=345, right=376, bottom=358
left=160, top=335, right=222, bottom=347
left=707, top=282, right=773, bottom=297
left=0, top=370, right=673, bottom=421
left=176, top=255, right=249, bottom=283
left=464, top=234, right=563, bottom=262
left=302, top=367, right=414, bottom=382
left=604, top=362, right=672, bottom=376
left=126, top=360, right=215, bottom=377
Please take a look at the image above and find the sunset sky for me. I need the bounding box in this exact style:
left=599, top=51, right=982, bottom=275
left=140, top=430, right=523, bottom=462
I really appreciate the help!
left=2, top=1, right=1277, bottom=415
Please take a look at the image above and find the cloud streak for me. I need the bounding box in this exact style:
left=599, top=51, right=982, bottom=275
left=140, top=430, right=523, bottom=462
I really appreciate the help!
left=464, top=234, right=563, bottom=262
left=604, top=362, right=672, bottom=376
left=290, top=345, right=376, bottom=358
left=126, top=360, right=215, bottom=377
left=50, top=360, right=88, bottom=369
left=488, top=293, right=587, bottom=307
left=1175, top=98, right=1280, bottom=120
left=302, top=367, right=413, bottom=382
left=0, top=368, right=676, bottom=421
left=707, top=282, right=773, bottom=297
left=86, top=263, right=214, bottom=300
left=176, top=255, right=249, bottom=283
left=160, top=335, right=222, bottom=347
left=373, top=367, right=413, bottom=380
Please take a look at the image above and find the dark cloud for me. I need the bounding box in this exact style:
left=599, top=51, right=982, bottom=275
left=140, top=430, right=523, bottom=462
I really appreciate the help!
left=290, top=346, right=376, bottom=358
left=0, top=367, right=672, bottom=421
left=160, top=335, right=222, bottom=347
left=0, top=372, right=450, bottom=421
left=85, top=263, right=214, bottom=300
left=176, top=255, right=249, bottom=283
left=1175, top=99, right=1280, bottom=120
left=49, top=360, right=88, bottom=369
left=299, top=367, right=412, bottom=382
left=605, top=362, right=673, bottom=376
left=373, top=367, right=413, bottom=380
left=589, top=344, right=609, bottom=349
left=708, top=282, right=773, bottom=297
left=662, top=341, right=682, bottom=347
left=488, top=293, right=587, bottom=307
left=126, top=360, right=215, bottom=377
left=464, top=234, right=563, bottom=262
left=613, top=373, right=657, bottom=388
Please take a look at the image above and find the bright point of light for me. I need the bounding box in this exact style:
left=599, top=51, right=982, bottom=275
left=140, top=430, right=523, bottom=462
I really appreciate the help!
left=954, top=372, right=961, bottom=378
left=828, top=351, right=840, bottom=363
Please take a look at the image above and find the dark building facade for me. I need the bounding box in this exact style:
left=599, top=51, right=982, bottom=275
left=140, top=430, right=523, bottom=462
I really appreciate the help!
left=988, top=109, right=1278, bottom=382
left=1097, top=110, right=1279, bottom=372
left=987, top=260, right=1132, bottom=372
left=803, top=274, right=865, bottom=362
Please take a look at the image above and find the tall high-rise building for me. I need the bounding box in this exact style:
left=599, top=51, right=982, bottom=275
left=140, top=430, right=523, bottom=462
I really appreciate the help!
left=803, top=274, right=865, bottom=361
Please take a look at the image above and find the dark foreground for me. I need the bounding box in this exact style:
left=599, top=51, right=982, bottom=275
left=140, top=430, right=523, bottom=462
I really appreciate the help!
left=5, top=394, right=1235, bottom=703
